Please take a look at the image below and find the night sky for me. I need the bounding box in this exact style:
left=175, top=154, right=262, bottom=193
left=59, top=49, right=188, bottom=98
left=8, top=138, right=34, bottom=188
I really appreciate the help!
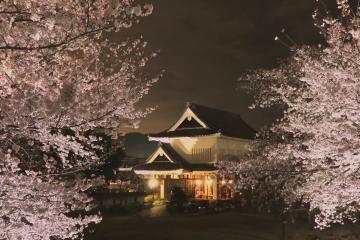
left=119, top=0, right=335, bottom=133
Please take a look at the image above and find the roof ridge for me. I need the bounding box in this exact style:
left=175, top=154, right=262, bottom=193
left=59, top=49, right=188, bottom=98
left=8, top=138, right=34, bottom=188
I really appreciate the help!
left=189, top=102, right=244, bottom=118
left=149, top=102, right=256, bottom=139
left=188, top=102, right=256, bottom=133
left=161, top=143, right=190, bottom=169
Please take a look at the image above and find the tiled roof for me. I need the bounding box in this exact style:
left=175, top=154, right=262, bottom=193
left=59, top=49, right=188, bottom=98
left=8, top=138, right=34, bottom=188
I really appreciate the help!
left=190, top=164, right=217, bottom=171
left=149, top=103, right=256, bottom=140
left=150, top=128, right=218, bottom=138
left=133, top=162, right=182, bottom=171
left=133, top=143, right=217, bottom=172
left=189, top=103, right=256, bottom=139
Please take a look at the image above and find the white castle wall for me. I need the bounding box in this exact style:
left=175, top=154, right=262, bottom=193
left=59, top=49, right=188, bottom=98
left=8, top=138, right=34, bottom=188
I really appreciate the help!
left=169, top=135, right=250, bottom=164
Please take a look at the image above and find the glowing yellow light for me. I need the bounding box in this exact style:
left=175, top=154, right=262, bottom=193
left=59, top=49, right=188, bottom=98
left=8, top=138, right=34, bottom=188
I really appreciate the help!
left=195, top=179, right=202, bottom=186
left=221, top=180, right=226, bottom=185
left=228, top=180, right=234, bottom=184
left=148, top=179, right=159, bottom=189
left=205, top=179, right=213, bottom=185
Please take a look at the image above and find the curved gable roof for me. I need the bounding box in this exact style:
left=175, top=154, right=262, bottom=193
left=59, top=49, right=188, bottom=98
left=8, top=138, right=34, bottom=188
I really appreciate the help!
left=149, top=103, right=256, bottom=139
left=133, top=143, right=216, bottom=172
left=188, top=103, right=256, bottom=139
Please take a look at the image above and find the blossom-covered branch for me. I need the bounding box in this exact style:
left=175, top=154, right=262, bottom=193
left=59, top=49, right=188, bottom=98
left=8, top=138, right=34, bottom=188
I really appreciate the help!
left=222, top=0, right=360, bottom=229
left=0, top=0, right=158, bottom=239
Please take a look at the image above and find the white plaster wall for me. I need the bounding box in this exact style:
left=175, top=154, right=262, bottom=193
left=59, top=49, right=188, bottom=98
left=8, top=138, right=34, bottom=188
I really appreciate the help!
left=169, top=135, right=251, bottom=164
left=170, top=135, right=218, bottom=164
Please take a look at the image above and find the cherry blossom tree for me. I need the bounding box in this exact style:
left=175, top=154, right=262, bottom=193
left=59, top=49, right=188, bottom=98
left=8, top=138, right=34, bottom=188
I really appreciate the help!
left=0, top=0, right=158, bottom=239
left=221, top=0, right=360, bottom=229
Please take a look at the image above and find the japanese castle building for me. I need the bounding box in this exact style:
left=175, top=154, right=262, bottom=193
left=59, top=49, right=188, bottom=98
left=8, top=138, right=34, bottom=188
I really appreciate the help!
left=133, top=103, right=256, bottom=200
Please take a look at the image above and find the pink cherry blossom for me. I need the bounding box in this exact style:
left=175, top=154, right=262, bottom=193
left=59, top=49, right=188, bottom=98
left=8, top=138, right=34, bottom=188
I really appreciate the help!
left=0, top=0, right=157, bottom=239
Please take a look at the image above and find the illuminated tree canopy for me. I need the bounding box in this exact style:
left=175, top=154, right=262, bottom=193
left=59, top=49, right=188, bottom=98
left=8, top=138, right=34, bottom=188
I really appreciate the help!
left=0, top=0, right=158, bottom=239
left=220, top=0, right=360, bottom=229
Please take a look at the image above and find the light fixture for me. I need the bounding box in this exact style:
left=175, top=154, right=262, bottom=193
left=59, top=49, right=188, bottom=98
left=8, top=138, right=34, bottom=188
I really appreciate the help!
left=148, top=179, right=159, bottom=189
left=228, top=180, right=234, bottom=184
left=221, top=180, right=226, bottom=185
left=195, top=179, right=202, bottom=186
left=205, top=179, right=213, bottom=185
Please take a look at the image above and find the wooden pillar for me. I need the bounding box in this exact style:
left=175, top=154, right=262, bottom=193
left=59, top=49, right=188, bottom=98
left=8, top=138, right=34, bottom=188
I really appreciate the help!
left=160, top=180, right=165, bottom=199
left=213, top=175, right=218, bottom=200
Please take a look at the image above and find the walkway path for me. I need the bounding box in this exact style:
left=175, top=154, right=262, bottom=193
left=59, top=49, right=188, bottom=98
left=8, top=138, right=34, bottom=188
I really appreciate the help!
left=86, top=209, right=360, bottom=240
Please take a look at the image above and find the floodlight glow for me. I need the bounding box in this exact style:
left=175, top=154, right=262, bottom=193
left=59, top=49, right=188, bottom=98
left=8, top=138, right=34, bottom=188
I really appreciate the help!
left=148, top=179, right=159, bottom=189
left=205, top=179, right=213, bottom=185
left=195, top=179, right=203, bottom=186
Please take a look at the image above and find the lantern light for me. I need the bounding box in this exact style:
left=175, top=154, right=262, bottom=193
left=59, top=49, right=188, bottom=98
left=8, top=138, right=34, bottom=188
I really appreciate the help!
left=148, top=179, right=159, bottom=189
left=205, top=179, right=213, bottom=185
left=195, top=179, right=202, bottom=186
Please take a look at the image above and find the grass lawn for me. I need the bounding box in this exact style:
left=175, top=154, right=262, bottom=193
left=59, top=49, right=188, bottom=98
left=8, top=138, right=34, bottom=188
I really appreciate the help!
left=86, top=206, right=360, bottom=240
